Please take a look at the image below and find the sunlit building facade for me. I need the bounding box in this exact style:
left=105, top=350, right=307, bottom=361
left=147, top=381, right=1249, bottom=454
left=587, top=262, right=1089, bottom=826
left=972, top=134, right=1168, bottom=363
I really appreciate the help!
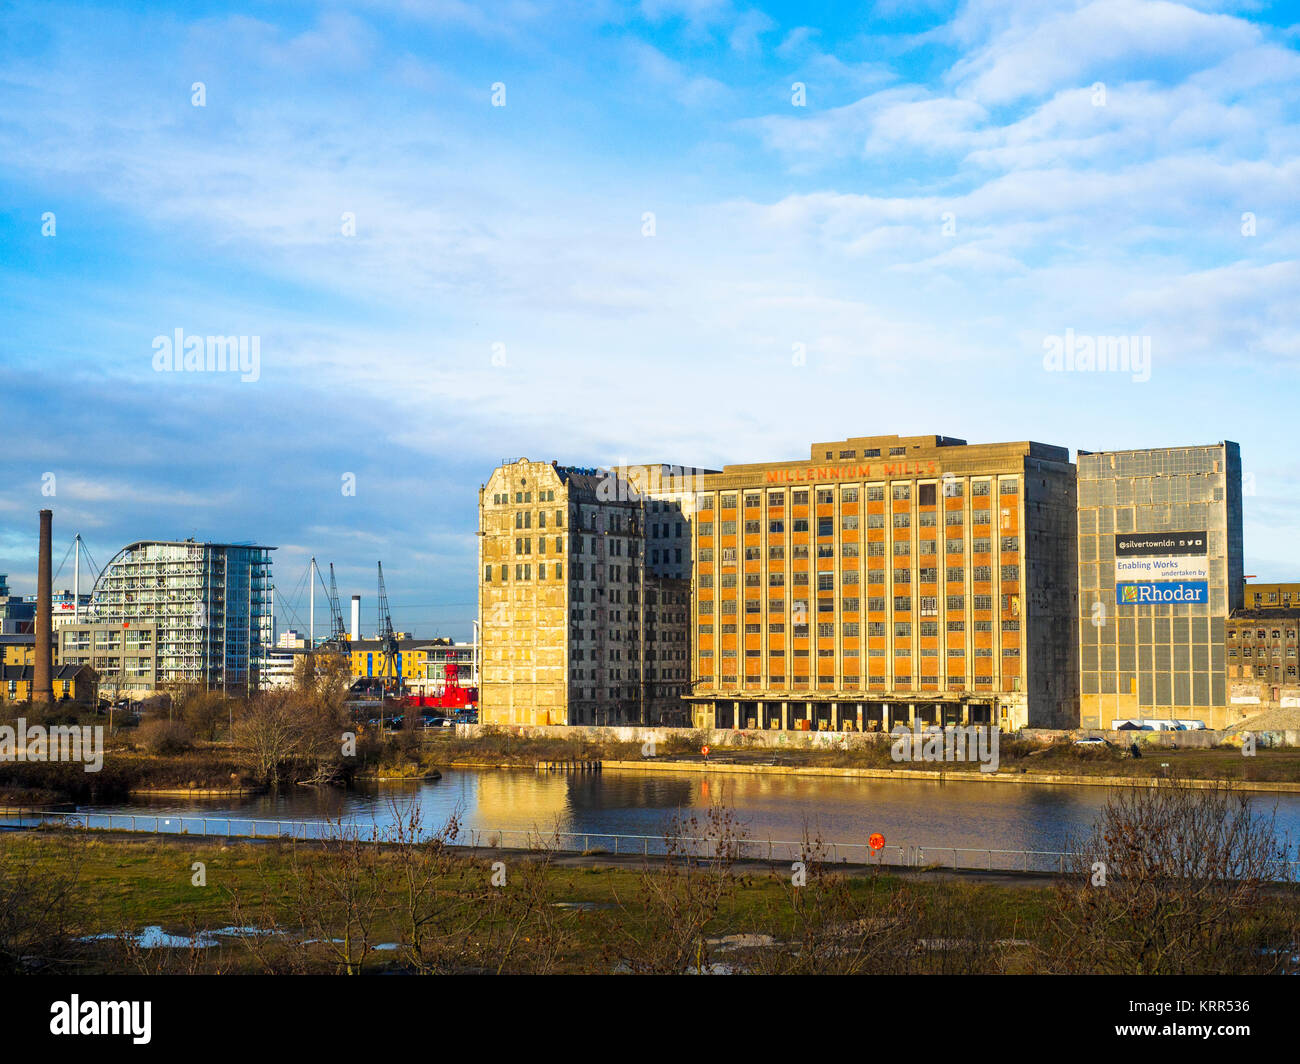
left=1076, top=443, right=1242, bottom=729
left=687, top=435, right=1079, bottom=732
left=477, top=459, right=712, bottom=726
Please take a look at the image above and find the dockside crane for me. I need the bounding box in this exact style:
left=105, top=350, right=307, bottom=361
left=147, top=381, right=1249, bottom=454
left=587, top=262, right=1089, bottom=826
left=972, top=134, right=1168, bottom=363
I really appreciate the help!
left=325, top=563, right=348, bottom=649
left=376, top=562, right=403, bottom=714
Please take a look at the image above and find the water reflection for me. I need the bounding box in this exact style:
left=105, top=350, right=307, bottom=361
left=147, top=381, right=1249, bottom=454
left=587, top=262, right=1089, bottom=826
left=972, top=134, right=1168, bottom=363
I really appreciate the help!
left=83, top=768, right=1300, bottom=856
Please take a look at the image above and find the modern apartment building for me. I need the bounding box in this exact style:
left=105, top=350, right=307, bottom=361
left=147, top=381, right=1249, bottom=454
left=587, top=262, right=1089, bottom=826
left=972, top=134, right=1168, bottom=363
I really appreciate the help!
left=81, top=540, right=275, bottom=694
left=478, top=458, right=712, bottom=726
left=1076, top=443, right=1243, bottom=729
left=57, top=621, right=158, bottom=697
left=687, top=434, right=1079, bottom=732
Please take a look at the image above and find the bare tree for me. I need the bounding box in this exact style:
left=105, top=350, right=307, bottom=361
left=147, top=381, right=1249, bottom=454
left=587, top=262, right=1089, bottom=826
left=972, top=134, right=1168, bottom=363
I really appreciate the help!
left=180, top=689, right=229, bottom=743
left=111, top=920, right=234, bottom=975
left=232, top=690, right=348, bottom=785
left=292, top=652, right=352, bottom=715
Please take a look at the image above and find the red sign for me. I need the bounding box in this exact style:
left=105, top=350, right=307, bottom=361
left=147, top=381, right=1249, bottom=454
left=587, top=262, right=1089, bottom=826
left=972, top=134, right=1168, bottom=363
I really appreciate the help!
left=765, top=461, right=940, bottom=484
left=701, top=745, right=710, bottom=758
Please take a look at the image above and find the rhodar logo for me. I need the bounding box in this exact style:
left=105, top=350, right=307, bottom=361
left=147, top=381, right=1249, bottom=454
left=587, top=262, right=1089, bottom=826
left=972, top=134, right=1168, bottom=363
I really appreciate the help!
left=1122, top=586, right=1139, bottom=603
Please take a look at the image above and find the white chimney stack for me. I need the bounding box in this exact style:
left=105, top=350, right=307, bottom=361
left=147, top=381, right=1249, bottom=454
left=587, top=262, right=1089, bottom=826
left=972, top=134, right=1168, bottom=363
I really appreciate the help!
left=351, top=595, right=361, bottom=641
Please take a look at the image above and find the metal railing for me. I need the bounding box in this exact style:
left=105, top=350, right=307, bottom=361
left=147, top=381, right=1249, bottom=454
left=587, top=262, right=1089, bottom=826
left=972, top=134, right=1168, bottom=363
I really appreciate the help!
left=5, top=809, right=1299, bottom=879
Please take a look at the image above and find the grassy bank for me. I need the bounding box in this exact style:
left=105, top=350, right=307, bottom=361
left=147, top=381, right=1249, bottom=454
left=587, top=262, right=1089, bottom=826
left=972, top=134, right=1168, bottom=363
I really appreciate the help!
left=0, top=748, right=253, bottom=805
left=637, top=741, right=1300, bottom=783
left=428, top=727, right=645, bottom=766
left=418, top=729, right=1300, bottom=784
left=2, top=817, right=1297, bottom=975
left=0, top=733, right=439, bottom=804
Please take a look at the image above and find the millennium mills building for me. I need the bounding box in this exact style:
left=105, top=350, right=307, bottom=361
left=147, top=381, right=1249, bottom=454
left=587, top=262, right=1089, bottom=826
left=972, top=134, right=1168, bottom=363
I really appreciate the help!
left=686, top=435, right=1078, bottom=732
left=478, top=435, right=1249, bottom=732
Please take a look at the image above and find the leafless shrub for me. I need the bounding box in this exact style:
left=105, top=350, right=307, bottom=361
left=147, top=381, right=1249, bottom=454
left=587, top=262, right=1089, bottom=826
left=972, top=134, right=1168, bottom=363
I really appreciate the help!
left=135, top=718, right=194, bottom=755
left=228, top=821, right=388, bottom=974
left=110, top=920, right=234, bottom=975
left=1038, top=778, right=1298, bottom=974
left=179, top=690, right=231, bottom=743
left=226, top=806, right=577, bottom=974
left=603, top=802, right=746, bottom=974
left=0, top=832, right=86, bottom=973
left=232, top=691, right=349, bottom=786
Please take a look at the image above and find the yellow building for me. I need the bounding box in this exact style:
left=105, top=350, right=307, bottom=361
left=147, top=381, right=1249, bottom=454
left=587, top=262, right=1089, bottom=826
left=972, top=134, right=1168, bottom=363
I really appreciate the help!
left=347, top=637, right=431, bottom=689
left=0, top=634, right=97, bottom=703
left=1242, top=582, right=1300, bottom=610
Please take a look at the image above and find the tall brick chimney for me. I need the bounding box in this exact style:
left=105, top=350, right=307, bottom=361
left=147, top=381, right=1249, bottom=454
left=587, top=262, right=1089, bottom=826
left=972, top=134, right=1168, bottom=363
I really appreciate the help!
left=33, top=508, right=53, bottom=704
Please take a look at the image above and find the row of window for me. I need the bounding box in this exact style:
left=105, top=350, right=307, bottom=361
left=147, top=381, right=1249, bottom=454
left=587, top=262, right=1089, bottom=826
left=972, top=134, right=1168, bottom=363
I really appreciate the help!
left=485, top=563, right=565, bottom=581
left=513, top=510, right=564, bottom=529
left=821, top=446, right=906, bottom=460
left=702, top=538, right=1009, bottom=563
left=513, top=537, right=565, bottom=555
left=491, top=489, right=558, bottom=505
left=700, top=616, right=1016, bottom=633
left=714, top=677, right=1001, bottom=687
left=697, top=618, right=1022, bottom=637
left=699, top=593, right=1018, bottom=615
left=702, top=480, right=1019, bottom=511
left=702, top=647, right=1016, bottom=659
left=700, top=566, right=1020, bottom=590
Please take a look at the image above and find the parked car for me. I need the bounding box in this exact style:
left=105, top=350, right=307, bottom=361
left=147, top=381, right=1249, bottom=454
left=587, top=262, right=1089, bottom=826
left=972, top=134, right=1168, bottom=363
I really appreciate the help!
left=1074, top=736, right=1113, bottom=747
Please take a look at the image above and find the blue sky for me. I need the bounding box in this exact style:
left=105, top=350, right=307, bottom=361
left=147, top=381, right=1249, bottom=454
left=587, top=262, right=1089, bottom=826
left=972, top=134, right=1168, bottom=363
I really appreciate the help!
left=1, top=0, right=1297, bottom=640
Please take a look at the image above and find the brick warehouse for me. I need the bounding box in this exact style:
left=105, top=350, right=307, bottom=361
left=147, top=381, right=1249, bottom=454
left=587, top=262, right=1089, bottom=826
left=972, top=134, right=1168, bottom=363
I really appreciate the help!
left=686, top=435, right=1079, bottom=732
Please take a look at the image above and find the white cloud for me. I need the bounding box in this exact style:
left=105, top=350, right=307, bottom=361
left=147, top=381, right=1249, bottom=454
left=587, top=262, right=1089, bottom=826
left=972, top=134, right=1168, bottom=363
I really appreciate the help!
left=948, top=0, right=1260, bottom=105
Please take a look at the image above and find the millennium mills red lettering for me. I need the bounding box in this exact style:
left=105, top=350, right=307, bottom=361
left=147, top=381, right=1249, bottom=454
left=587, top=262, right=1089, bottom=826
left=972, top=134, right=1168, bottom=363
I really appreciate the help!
left=765, top=461, right=941, bottom=484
